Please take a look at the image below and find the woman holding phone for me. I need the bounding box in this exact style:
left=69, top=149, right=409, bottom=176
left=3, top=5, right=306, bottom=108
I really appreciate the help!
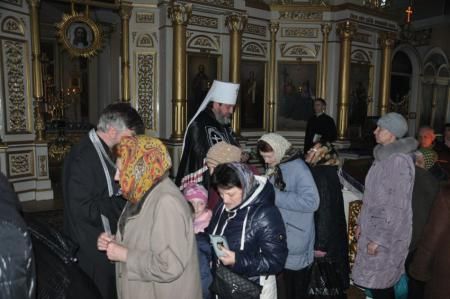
left=208, top=162, right=288, bottom=298
left=97, top=135, right=201, bottom=299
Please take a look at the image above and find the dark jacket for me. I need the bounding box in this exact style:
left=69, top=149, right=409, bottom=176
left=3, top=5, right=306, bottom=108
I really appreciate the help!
left=409, top=185, right=450, bottom=299
left=26, top=217, right=102, bottom=299
left=63, top=134, right=125, bottom=299
left=176, top=108, right=239, bottom=190
left=196, top=233, right=213, bottom=299
left=208, top=176, right=288, bottom=278
left=0, top=173, right=35, bottom=299
left=409, top=166, right=440, bottom=252
left=304, top=113, right=337, bottom=153
left=310, top=165, right=350, bottom=290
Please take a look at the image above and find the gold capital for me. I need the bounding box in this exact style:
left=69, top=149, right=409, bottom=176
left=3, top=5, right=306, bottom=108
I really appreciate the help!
left=321, top=23, right=331, bottom=36
left=119, top=1, right=133, bottom=20
left=225, top=14, right=248, bottom=34
left=337, top=21, right=357, bottom=41
left=378, top=31, right=396, bottom=49
left=269, top=22, right=279, bottom=34
left=168, top=2, right=192, bottom=26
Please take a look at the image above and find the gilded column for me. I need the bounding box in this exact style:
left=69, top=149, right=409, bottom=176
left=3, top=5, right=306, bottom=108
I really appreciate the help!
left=268, top=22, right=279, bottom=132
left=28, top=0, right=45, bottom=141
left=336, top=21, right=356, bottom=140
left=378, top=31, right=396, bottom=116
left=169, top=2, right=192, bottom=140
left=320, top=24, right=331, bottom=99
left=119, top=2, right=132, bottom=103
left=226, top=14, right=247, bottom=135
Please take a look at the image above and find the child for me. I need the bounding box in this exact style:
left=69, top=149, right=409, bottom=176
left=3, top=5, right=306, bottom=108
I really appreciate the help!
left=183, top=183, right=213, bottom=299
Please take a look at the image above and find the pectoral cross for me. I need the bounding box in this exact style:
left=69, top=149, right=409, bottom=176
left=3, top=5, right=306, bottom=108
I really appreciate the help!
left=405, top=6, right=413, bottom=24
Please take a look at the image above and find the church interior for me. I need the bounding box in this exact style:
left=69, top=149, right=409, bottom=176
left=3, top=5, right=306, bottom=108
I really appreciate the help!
left=0, top=0, right=449, bottom=296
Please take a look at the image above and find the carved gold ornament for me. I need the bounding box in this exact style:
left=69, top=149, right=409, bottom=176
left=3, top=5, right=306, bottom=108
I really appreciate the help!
left=56, top=6, right=103, bottom=58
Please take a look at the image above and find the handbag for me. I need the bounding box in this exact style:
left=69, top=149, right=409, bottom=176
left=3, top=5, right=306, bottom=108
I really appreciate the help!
left=210, top=264, right=262, bottom=299
left=307, top=257, right=344, bottom=298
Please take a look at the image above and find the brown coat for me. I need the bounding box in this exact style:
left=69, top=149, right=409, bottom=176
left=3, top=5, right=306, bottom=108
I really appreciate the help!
left=409, top=185, right=450, bottom=299
left=115, top=177, right=202, bottom=299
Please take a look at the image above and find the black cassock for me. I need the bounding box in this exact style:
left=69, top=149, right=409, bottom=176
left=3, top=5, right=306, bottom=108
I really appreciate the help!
left=63, top=134, right=125, bottom=299
left=176, top=108, right=239, bottom=190
left=304, top=113, right=337, bottom=153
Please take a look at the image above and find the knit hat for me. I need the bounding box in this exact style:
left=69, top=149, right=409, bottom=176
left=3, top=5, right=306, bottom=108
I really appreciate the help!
left=206, top=142, right=242, bottom=166
left=377, top=112, right=408, bottom=138
left=258, top=133, right=292, bottom=164
left=183, top=183, right=208, bottom=204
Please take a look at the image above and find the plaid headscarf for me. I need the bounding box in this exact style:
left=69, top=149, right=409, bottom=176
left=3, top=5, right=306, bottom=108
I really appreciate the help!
left=305, top=142, right=339, bottom=167
left=226, top=162, right=258, bottom=203
left=117, top=135, right=172, bottom=203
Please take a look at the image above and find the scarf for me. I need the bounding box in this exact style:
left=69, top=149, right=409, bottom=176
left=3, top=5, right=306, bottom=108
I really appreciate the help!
left=226, top=162, right=258, bottom=205
left=194, top=209, right=212, bottom=234
left=89, top=129, right=116, bottom=197
left=305, top=142, right=339, bottom=167
left=117, top=135, right=172, bottom=203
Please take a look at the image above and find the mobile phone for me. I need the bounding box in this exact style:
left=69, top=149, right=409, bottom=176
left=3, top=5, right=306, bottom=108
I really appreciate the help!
left=209, top=234, right=229, bottom=257
left=101, top=214, right=112, bottom=236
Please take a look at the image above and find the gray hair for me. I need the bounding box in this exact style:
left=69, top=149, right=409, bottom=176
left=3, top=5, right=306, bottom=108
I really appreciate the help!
left=97, top=103, right=144, bottom=134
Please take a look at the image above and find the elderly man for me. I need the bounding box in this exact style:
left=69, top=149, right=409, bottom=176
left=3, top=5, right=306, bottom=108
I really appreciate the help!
left=176, top=80, right=240, bottom=190
left=63, top=103, right=143, bottom=299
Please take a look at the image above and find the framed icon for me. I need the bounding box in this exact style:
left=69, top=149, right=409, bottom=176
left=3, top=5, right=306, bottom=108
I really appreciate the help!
left=56, top=10, right=103, bottom=58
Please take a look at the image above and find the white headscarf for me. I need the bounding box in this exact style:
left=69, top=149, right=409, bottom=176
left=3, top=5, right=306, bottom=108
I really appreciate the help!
left=258, top=133, right=292, bottom=164
left=182, top=80, right=240, bottom=152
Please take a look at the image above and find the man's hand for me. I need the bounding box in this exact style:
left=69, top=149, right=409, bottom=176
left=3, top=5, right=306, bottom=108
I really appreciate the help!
left=97, top=232, right=114, bottom=251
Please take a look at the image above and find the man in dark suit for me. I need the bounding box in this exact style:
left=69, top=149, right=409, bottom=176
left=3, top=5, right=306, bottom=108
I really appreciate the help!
left=63, top=103, right=143, bottom=299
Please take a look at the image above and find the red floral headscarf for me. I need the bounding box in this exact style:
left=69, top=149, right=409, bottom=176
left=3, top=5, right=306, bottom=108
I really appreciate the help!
left=117, top=135, right=172, bottom=203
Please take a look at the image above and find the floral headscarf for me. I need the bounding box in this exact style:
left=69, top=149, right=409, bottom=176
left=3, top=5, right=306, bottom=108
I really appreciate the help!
left=117, top=135, right=172, bottom=203
left=305, top=142, right=339, bottom=167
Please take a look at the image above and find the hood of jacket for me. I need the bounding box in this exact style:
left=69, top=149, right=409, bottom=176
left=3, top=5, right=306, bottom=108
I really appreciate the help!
left=373, top=137, right=418, bottom=161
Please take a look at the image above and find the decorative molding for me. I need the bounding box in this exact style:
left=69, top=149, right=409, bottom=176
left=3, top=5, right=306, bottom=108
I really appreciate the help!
left=2, top=39, right=30, bottom=133
left=2, top=0, right=22, bottom=6
left=353, top=32, right=371, bottom=44
left=189, top=15, right=218, bottom=29
left=8, top=151, right=34, bottom=178
left=279, top=11, right=323, bottom=21
left=136, top=33, right=154, bottom=48
left=281, top=27, right=318, bottom=38
left=190, top=0, right=233, bottom=8
left=136, top=53, right=156, bottom=131
left=349, top=13, right=396, bottom=29
left=38, top=155, right=47, bottom=177
left=187, top=34, right=219, bottom=51
left=280, top=43, right=318, bottom=58
left=242, top=41, right=266, bottom=57
left=351, top=49, right=371, bottom=63
left=244, top=23, right=266, bottom=37
left=136, top=12, right=154, bottom=23
left=1, top=16, right=25, bottom=36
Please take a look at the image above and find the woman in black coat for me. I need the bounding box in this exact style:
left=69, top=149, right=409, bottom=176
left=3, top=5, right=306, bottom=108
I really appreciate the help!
left=208, top=162, right=288, bottom=298
left=305, top=142, right=350, bottom=295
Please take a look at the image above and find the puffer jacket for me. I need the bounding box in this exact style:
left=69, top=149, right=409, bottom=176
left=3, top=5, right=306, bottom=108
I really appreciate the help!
left=352, top=137, right=417, bottom=289
left=0, top=173, right=35, bottom=299
left=208, top=176, right=288, bottom=278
